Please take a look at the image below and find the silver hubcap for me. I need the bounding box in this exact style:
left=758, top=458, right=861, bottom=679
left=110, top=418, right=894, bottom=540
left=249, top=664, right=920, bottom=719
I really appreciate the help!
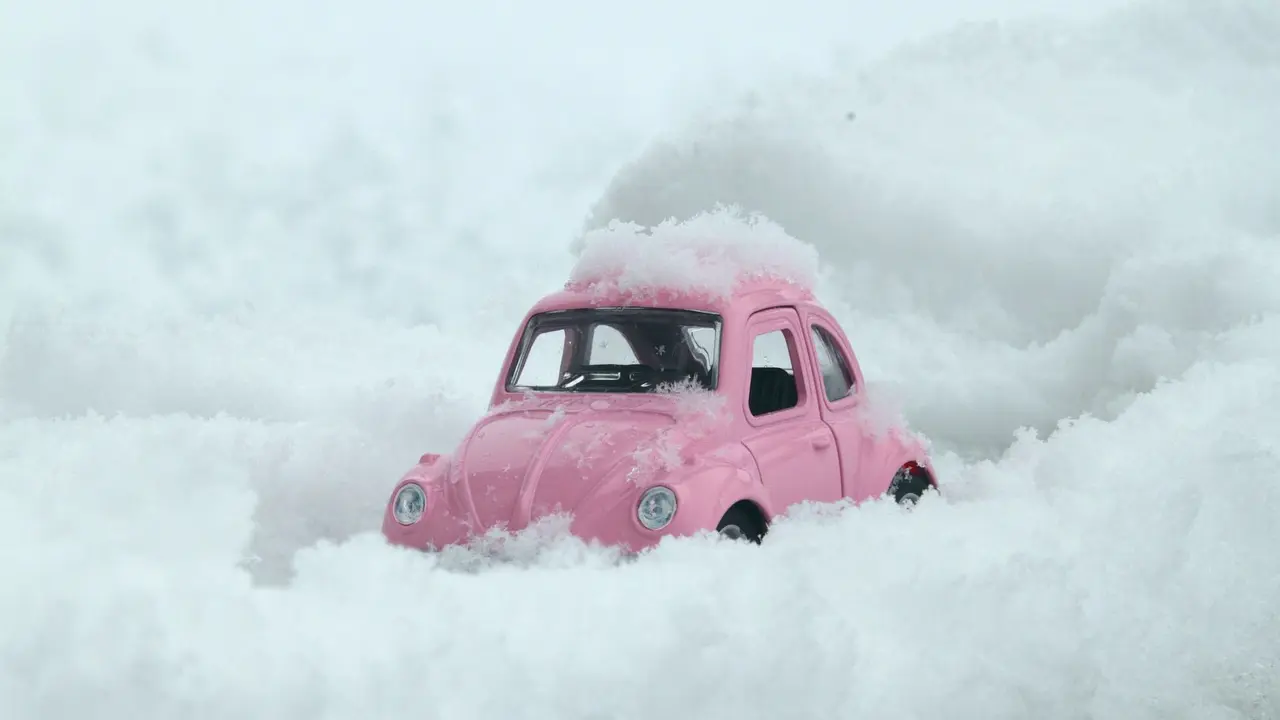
left=720, top=524, right=744, bottom=540
left=899, top=492, right=920, bottom=507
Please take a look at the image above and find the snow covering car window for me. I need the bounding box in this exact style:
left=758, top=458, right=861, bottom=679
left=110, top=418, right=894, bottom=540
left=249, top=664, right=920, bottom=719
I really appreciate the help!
left=508, top=308, right=721, bottom=392
left=810, top=325, right=854, bottom=401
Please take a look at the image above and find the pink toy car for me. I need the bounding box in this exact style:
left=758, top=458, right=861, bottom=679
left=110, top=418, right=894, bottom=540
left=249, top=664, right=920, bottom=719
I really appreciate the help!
left=381, top=273, right=935, bottom=553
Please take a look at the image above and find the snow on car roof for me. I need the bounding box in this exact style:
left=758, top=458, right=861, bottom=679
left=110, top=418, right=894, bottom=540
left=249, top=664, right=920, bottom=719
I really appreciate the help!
left=565, top=206, right=820, bottom=302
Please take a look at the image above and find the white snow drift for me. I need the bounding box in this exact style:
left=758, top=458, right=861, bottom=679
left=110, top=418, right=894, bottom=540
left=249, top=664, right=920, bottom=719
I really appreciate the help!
left=2, top=0, right=1278, bottom=718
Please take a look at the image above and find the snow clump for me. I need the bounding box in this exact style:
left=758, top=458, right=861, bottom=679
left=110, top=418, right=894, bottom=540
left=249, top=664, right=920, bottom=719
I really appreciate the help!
left=568, top=205, right=822, bottom=300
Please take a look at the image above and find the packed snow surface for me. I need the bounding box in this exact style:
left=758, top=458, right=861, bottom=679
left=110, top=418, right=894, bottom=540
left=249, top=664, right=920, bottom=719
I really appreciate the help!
left=3, top=0, right=1280, bottom=718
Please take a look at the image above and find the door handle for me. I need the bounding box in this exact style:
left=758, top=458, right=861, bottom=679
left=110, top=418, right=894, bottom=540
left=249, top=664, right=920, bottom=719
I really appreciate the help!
left=809, top=431, right=832, bottom=449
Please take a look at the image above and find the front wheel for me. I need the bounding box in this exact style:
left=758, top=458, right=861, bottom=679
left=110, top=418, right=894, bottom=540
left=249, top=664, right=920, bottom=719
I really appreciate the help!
left=717, top=504, right=766, bottom=544
left=888, top=463, right=932, bottom=507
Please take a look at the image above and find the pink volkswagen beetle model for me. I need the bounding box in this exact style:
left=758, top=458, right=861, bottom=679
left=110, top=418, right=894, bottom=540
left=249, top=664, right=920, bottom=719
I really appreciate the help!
left=381, top=273, right=936, bottom=553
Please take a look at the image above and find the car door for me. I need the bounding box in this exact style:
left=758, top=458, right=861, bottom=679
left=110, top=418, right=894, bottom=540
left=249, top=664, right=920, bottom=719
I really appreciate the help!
left=800, top=309, right=872, bottom=501
left=740, top=307, right=842, bottom=514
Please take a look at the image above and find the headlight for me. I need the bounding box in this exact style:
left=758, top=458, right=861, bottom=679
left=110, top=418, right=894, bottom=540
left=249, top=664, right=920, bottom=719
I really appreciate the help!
left=392, top=483, right=426, bottom=525
left=637, top=486, right=677, bottom=531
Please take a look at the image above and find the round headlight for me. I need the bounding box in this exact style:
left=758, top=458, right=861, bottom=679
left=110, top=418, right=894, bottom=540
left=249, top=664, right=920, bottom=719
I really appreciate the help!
left=392, top=483, right=426, bottom=525
left=637, top=486, right=677, bottom=531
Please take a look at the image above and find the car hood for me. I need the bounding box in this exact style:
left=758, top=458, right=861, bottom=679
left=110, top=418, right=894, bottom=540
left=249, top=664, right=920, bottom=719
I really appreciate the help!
left=451, top=398, right=718, bottom=531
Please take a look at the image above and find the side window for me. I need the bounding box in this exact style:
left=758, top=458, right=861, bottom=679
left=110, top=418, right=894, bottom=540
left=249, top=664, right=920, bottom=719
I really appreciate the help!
left=587, top=324, right=637, bottom=364
left=748, top=328, right=801, bottom=416
left=810, top=325, right=855, bottom=401
left=514, top=328, right=567, bottom=387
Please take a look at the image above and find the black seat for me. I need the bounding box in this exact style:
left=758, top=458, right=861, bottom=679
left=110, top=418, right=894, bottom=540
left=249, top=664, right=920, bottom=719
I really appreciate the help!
left=748, top=367, right=798, bottom=416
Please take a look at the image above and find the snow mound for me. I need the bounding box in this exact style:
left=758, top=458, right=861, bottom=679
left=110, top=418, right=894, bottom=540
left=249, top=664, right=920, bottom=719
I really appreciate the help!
left=5, top=0, right=1280, bottom=718
left=567, top=205, right=821, bottom=300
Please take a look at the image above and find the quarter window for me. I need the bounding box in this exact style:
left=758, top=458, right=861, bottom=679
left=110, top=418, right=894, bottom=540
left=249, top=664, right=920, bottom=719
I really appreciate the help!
left=811, top=326, right=854, bottom=401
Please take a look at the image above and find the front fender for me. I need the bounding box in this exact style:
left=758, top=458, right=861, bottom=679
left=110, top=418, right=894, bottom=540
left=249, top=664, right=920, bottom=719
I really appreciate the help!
left=567, top=460, right=770, bottom=552
left=380, top=454, right=473, bottom=550
left=663, top=463, right=772, bottom=534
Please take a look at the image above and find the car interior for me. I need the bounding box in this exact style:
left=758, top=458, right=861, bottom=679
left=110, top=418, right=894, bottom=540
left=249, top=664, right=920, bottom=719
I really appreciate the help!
left=748, top=366, right=799, bottom=416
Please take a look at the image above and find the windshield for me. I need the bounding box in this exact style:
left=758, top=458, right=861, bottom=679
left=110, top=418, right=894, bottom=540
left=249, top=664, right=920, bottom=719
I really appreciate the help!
left=506, top=308, right=721, bottom=393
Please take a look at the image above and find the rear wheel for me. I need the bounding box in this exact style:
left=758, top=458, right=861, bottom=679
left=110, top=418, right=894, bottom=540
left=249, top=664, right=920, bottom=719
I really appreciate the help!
left=717, top=503, right=767, bottom=544
left=888, top=463, right=932, bottom=507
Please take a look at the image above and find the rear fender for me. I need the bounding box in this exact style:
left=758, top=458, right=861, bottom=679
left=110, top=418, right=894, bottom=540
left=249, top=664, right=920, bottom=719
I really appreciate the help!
left=861, top=426, right=936, bottom=499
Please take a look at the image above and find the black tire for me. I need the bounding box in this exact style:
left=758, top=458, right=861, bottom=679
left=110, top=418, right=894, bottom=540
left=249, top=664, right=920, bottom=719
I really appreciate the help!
left=888, top=463, right=932, bottom=507
left=716, top=504, right=767, bottom=544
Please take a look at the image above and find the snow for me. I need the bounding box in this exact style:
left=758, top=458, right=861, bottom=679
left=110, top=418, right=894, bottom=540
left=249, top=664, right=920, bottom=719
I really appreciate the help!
left=654, top=376, right=729, bottom=423
left=3, top=0, right=1280, bottom=718
left=568, top=206, right=822, bottom=298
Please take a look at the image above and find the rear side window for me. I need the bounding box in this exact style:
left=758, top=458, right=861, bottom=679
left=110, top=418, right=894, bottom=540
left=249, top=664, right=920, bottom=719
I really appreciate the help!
left=810, top=326, right=854, bottom=401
